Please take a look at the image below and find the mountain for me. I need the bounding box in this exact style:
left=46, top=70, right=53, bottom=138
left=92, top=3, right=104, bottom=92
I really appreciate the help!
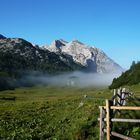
left=0, top=35, right=123, bottom=75
left=44, top=39, right=123, bottom=73
left=0, top=36, right=85, bottom=76
left=0, top=34, right=124, bottom=90
left=109, top=61, right=140, bottom=89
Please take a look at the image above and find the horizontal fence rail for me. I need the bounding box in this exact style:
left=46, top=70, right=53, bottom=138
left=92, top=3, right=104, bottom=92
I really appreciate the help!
left=98, top=118, right=140, bottom=123
left=104, top=106, right=140, bottom=110
left=104, top=129, right=136, bottom=140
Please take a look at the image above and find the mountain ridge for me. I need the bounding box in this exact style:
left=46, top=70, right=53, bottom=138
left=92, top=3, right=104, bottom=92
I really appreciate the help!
left=44, top=39, right=123, bottom=73
left=0, top=34, right=123, bottom=74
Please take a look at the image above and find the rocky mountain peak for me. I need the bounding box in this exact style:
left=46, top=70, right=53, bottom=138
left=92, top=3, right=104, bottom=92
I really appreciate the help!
left=53, top=39, right=66, bottom=48
left=44, top=39, right=123, bottom=73
left=71, top=40, right=84, bottom=45
left=58, top=39, right=68, bottom=44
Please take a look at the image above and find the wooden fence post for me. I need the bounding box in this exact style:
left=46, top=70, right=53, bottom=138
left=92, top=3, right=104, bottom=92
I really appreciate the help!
left=118, top=88, right=122, bottom=105
left=99, top=106, right=105, bottom=140
left=122, top=88, right=126, bottom=105
left=113, top=89, right=117, bottom=106
left=106, top=99, right=111, bottom=140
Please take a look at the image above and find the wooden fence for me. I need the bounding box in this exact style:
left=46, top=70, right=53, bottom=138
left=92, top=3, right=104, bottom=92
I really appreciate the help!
left=98, top=88, right=140, bottom=140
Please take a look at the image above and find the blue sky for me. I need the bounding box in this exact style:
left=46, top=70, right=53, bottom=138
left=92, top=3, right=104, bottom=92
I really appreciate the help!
left=0, top=0, right=140, bottom=69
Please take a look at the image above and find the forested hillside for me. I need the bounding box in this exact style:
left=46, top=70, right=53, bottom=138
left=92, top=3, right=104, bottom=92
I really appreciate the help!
left=109, top=61, right=140, bottom=89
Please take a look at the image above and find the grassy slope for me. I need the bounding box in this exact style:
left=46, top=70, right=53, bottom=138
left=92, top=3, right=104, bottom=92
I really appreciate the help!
left=0, top=86, right=112, bottom=140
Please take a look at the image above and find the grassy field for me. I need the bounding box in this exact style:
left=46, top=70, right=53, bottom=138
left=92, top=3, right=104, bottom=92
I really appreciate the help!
left=0, top=85, right=140, bottom=140
left=0, top=85, right=112, bottom=140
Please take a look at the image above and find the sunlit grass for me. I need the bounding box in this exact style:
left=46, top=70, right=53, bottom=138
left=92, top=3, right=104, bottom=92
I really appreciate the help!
left=0, top=85, right=140, bottom=139
left=0, top=85, right=112, bottom=140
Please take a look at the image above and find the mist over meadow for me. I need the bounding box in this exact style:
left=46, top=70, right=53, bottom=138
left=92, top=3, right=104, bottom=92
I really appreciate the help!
left=19, top=71, right=121, bottom=88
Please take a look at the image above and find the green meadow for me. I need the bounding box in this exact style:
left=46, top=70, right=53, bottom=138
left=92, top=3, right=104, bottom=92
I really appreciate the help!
left=0, top=85, right=139, bottom=140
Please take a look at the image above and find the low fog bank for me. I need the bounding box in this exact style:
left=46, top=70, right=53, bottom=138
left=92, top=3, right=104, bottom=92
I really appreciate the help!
left=19, top=71, right=121, bottom=88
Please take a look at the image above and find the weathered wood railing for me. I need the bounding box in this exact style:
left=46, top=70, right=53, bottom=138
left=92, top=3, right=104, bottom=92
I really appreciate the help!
left=98, top=88, right=140, bottom=140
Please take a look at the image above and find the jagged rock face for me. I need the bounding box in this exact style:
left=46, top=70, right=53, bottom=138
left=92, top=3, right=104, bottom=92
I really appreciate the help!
left=62, top=40, right=92, bottom=66
left=45, top=40, right=93, bottom=66
left=45, top=39, right=68, bottom=53
left=89, top=47, right=121, bottom=73
left=45, top=39, right=123, bottom=73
